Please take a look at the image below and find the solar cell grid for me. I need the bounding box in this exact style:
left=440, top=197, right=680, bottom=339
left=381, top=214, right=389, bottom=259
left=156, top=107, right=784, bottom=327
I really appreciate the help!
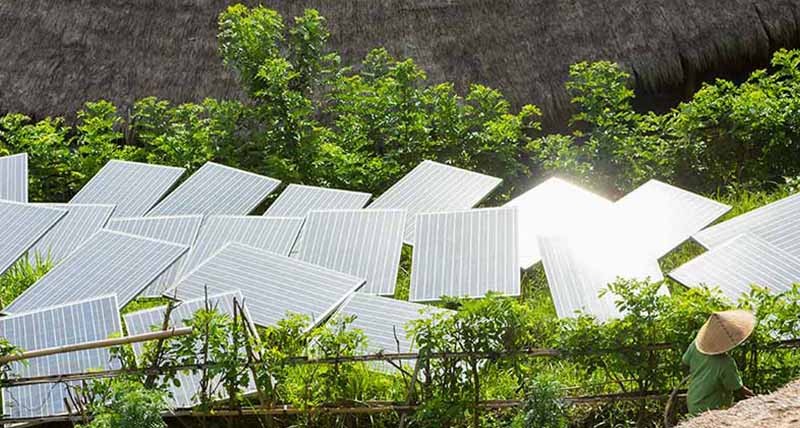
left=28, top=203, right=115, bottom=264
left=264, top=184, right=371, bottom=217
left=0, top=152, right=28, bottom=202
left=0, top=200, right=66, bottom=275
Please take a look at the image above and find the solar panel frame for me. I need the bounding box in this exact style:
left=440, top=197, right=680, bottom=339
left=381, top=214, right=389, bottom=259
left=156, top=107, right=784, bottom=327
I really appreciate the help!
left=264, top=184, right=372, bottom=217
left=27, top=203, right=116, bottom=264
left=298, top=209, right=406, bottom=295
left=177, top=215, right=304, bottom=281
left=167, top=242, right=365, bottom=327
left=4, top=230, right=189, bottom=314
left=0, top=200, right=66, bottom=275
left=368, top=160, right=502, bottom=244
left=0, top=294, right=122, bottom=419
left=105, top=215, right=204, bottom=295
left=69, top=160, right=185, bottom=218
left=669, top=233, right=800, bottom=301
left=409, top=207, right=520, bottom=302
left=147, top=162, right=280, bottom=216
left=0, top=152, right=28, bottom=202
left=693, top=192, right=800, bottom=258
left=503, top=177, right=613, bottom=269
left=124, top=291, right=257, bottom=409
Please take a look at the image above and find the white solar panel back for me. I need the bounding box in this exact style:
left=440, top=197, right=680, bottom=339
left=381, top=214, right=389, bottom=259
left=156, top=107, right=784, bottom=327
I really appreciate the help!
left=538, top=232, right=664, bottom=321
left=299, top=209, right=406, bottom=295
left=669, top=233, right=800, bottom=301
left=4, top=230, right=188, bottom=314
left=264, top=184, right=371, bottom=217
left=410, top=207, right=520, bottom=301
left=0, top=295, right=121, bottom=419
left=28, top=203, right=115, bottom=264
left=693, top=192, right=800, bottom=257
left=169, top=243, right=365, bottom=327
left=105, top=215, right=203, bottom=295
left=70, top=160, right=185, bottom=217
left=368, top=161, right=502, bottom=244
left=611, top=180, right=730, bottom=259
left=124, top=291, right=256, bottom=408
left=147, top=162, right=280, bottom=216
left=503, top=177, right=612, bottom=269
left=0, top=201, right=66, bottom=275
left=0, top=152, right=28, bottom=202
left=177, top=215, right=304, bottom=281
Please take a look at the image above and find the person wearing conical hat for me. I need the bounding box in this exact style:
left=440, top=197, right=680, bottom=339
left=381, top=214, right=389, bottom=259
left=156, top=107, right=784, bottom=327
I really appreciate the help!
left=682, top=309, right=756, bottom=415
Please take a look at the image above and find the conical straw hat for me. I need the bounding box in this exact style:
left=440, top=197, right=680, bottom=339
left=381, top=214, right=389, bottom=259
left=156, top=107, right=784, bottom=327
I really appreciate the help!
left=695, top=310, right=756, bottom=355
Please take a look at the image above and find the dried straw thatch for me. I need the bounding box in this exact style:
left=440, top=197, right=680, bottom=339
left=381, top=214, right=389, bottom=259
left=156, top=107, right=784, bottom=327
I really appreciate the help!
left=1, top=0, right=799, bottom=124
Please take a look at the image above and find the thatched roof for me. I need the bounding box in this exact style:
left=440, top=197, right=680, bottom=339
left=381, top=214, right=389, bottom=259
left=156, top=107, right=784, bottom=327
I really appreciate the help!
left=1, top=0, right=799, bottom=124
left=676, top=379, right=800, bottom=428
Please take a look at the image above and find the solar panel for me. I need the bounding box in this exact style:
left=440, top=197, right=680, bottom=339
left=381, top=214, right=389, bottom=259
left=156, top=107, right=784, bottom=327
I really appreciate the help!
left=538, top=232, right=664, bottom=321
left=70, top=160, right=185, bottom=217
left=611, top=180, right=730, bottom=259
left=503, top=177, right=613, bottom=269
left=336, top=293, right=451, bottom=355
left=124, top=291, right=256, bottom=408
left=147, top=162, right=280, bottom=216
left=0, top=295, right=121, bottom=419
left=0, top=201, right=66, bottom=275
left=368, top=160, right=502, bottom=244
left=669, top=233, right=800, bottom=301
left=27, top=204, right=115, bottom=264
left=693, top=192, right=800, bottom=257
left=409, top=207, right=520, bottom=302
left=177, top=215, right=304, bottom=281
left=264, top=184, right=372, bottom=217
left=4, top=230, right=188, bottom=314
left=168, top=243, right=365, bottom=327
left=105, top=215, right=204, bottom=295
left=0, top=152, right=28, bottom=202
left=298, top=209, right=406, bottom=295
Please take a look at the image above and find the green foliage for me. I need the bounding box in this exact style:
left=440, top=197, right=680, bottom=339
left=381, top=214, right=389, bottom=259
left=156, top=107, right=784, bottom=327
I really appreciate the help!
left=515, top=376, right=569, bottom=428
left=76, top=380, right=168, bottom=428
left=0, top=256, right=52, bottom=309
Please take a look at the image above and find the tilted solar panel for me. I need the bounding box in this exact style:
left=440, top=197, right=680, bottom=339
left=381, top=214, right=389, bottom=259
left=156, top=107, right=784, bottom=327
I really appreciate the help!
left=410, top=207, right=520, bottom=301
left=669, top=233, right=800, bottom=301
left=368, top=161, right=502, bottom=244
left=147, top=162, right=280, bottom=216
left=264, top=184, right=371, bottom=217
left=124, top=291, right=256, bottom=409
left=105, top=215, right=203, bottom=295
left=0, top=295, right=122, bottom=419
left=693, top=192, right=800, bottom=257
left=28, top=204, right=115, bottom=264
left=0, top=152, right=28, bottom=202
left=70, top=160, right=185, bottom=217
left=4, top=230, right=188, bottom=314
left=177, top=215, right=304, bottom=281
left=0, top=201, right=66, bottom=275
left=298, top=209, right=406, bottom=295
left=168, top=243, right=365, bottom=327
left=503, top=177, right=612, bottom=269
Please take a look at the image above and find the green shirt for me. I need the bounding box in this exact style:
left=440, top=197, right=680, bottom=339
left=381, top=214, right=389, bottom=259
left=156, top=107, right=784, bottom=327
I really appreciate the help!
left=682, top=341, right=743, bottom=415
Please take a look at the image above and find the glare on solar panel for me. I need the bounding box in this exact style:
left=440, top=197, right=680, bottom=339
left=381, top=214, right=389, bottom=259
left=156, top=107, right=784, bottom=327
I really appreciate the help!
left=4, top=230, right=188, bottom=314
left=69, top=160, right=185, bottom=217
left=0, top=295, right=121, bottom=419
left=264, top=184, right=372, bottom=217
left=669, top=233, right=800, bottom=301
left=147, top=162, right=280, bottom=216
left=368, top=160, right=502, bottom=244
left=177, top=215, right=304, bottom=281
left=28, top=203, right=115, bottom=264
left=298, top=209, right=406, bottom=295
left=503, top=177, right=612, bottom=269
left=0, top=152, right=28, bottom=202
left=168, top=242, right=365, bottom=327
left=693, top=192, right=800, bottom=257
left=124, top=291, right=256, bottom=408
left=105, top=215, right=204, bottom=295
left=0, top=201, right=66, bottom=275
left=409, top=207, right=520, bottom=302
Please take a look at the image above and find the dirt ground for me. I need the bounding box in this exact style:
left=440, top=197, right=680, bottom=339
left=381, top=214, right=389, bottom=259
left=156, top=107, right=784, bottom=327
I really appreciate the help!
left=677, top=379, right=800, bottom=428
